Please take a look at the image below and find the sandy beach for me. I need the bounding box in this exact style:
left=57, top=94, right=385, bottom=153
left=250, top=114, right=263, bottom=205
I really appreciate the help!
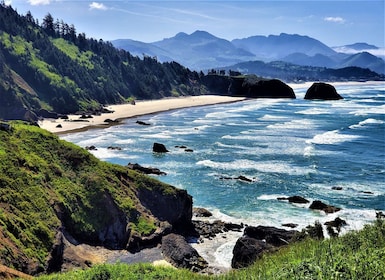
left=39, top=95, right=246, bottom=134
left=39, top=81, right=384, bottom=135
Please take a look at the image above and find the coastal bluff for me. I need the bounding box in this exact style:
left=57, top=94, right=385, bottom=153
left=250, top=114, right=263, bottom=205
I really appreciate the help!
left=0, top=122, right=193, bottom=275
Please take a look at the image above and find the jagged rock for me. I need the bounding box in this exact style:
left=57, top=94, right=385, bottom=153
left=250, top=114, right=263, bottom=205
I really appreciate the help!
left=127, top=163, right=167, bottom=175
left=231, top=237, right=273, bottom=269
left=332, top=186, right=343, bottom=190
left=244, top=226, right=298, bottom=247
left=185, top=149, right=194, bottom=152
left=304, top=82, right=343, bottom=100
left=161, top=234, right=208, bottom=272
left=85, top=145, right=97, bottom=151
left=231, top=225, right=299, bottom=269
left=309, top=200, right=341, bottom=213
left=56, top=124, right=62, bottom=128
left=193, top=207, right=213, bottom=218
left=153, top=142, right=169, bottom=153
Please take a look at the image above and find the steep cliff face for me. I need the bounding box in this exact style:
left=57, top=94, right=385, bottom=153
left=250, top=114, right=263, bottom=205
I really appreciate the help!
left=0, top=122, right=193, bottom=275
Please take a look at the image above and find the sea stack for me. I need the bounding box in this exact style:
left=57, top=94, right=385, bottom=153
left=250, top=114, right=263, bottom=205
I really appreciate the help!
left=304, top=82, right=343, bottom=100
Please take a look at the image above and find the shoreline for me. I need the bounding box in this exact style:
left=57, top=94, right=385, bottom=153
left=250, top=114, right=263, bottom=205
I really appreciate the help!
left=39, top=95, right=246, bottom=135
left=40, top=81, right=384, bottom=135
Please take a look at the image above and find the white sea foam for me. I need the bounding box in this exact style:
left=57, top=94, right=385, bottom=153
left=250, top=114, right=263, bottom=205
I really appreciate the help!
left=306, top=130, right=361, bottom=145
left=196, top=159, right=316, bottom=175
left=349, top=118, right=385, bottom=129
left=259, top=114, right=289, bottom=121
left=350, top=104, right=385, bottom=116
left=257, top=194, right=287, bottom=200
left=296, top=108, right=332, bottom=115
left=115, top=139, right=135, bottom=144
left=267, top=119, right=315, bottom=130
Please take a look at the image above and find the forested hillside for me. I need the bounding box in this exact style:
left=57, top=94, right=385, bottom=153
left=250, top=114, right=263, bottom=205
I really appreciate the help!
left=0, top=4, right=202, bottom=121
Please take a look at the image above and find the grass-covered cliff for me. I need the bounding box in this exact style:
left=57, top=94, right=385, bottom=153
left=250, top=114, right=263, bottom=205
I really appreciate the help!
left=0, top=122, right=192, bottom=275
left=0, top=3, right=203, bottom=121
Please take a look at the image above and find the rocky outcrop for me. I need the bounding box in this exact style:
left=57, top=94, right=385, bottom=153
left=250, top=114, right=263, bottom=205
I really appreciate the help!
left=202, top=74, right=296, bottom=98
left=309, top=200, right=341, bottom=213
left=192, top=220, right=243, bottom=239
left=277, top=195, right=310, bottom=204
left=161, top=233, right=208, bottom=272
left=232, top=237, right=273, bottom=269
left=304, top=82, right=343, bottom=100
left=231, top=225, right=299, bottom=269
left=153, top=142, right=169, bottom=153
left=127, top=163, right=167, bottom=175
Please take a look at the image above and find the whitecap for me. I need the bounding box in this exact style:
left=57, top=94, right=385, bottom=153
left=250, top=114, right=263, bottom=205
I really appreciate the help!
left=349, top=118, right=385, bottom=129
left=257, top=194, right=287, bottom=200
left=296, top=108, right=331, bottom=115
left=306, top=130, right=361, bottom=145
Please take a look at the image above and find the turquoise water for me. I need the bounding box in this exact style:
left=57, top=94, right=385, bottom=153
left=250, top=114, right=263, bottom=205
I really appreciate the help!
left=62, top=83, right=385, bottom=233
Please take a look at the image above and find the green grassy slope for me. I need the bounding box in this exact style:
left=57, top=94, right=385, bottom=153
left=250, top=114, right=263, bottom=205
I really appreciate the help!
left=0, top=122, right=191, bottom=275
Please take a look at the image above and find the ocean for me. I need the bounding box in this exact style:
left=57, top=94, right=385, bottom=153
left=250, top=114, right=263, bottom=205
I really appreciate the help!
left=61, top=83, right=385, bottom=267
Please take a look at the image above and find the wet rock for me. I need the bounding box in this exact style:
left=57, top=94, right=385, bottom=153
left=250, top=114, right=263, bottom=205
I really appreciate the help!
left=136, top=120, right=150, bottom=126
left=127, top=163, right=167, bottom=175
left=193, top=207, right=213, bottom=218
left=282, top=223, right=298, bottom=228
left=309, top=200, right=341, bottom=213
left=153, top=142, right=169, bottom=153
left=161, top=234, right=208, bottom=272
left=107, top=146, right=122, bottom=150
left=85, top=145, right=97, bottom=151
left=278, top=196, right=309, bottom=204
left=332, top=186, right=343, bottom=190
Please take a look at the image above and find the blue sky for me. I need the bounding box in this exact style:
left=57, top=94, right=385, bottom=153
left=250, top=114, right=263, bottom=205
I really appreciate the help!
left=6, top=0, right=385, bottom=48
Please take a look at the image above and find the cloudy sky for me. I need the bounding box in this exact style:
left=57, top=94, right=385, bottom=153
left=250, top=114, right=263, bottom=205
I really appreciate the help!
left=6, top=0, right=385, bottom=47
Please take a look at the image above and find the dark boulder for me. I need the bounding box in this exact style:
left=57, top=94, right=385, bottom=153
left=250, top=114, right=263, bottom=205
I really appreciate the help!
left=127, top=163, right=167, bottom=175
left=243, top=78, right=296, bottom=99
left=309, top=200, right=341, bottom=213
left=153, top=142, right=169, bottom=153
left=192, top=220, right=244, bottom=239
left=136, top=120, right=150, bottom=126
left=304, top=82, right=343, bottom=100
left=193, top=207, right=213, bottom=218
left=324, top=217, right=347, bottom=228
left=231, top=237, right=273, bottom=269
left=244, top=226, right=298, bottom=247
left=85, top=145, right=97, bottom=151
left=282, top=223, right=298, bottom=228
left=161, top=234, right=208, bottom=272
left=288, top=196, right=309, bottom=204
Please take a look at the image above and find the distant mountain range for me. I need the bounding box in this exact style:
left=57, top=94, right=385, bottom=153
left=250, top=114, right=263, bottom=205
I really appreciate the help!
left=112, top=31, right=385, bottom=75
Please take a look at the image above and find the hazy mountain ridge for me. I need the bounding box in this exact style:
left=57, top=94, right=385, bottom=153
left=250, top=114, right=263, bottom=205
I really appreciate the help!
left=112, top=31, right=385, bottom=74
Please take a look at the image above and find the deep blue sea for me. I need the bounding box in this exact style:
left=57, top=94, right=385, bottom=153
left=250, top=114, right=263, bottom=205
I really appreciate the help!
left=62, top=83, right=385, bottom=248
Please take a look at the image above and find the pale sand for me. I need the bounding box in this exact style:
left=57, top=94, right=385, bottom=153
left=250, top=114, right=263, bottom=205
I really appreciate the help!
left=39, top=95, right=246, bottom=134
left=40, top=81, right=384, bottom=135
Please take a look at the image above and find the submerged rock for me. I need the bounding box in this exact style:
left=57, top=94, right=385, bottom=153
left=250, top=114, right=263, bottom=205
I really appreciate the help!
left=304, top=82, right=343, bottom=100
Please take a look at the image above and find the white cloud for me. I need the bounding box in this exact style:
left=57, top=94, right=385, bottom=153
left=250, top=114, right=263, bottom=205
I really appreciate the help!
left=324, top=16, right=345, bottom=24
left=4, top=0, right=12, bottom=5
left=28, top=0, right=51, bottom=5
left=89, top=2, right=108, bottom=10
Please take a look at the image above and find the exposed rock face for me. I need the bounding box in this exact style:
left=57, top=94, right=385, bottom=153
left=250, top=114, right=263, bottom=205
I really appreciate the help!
left=231, top=237, right=273, bottom=269
left=153, top=142, right=169, bottom=153
left=304, top=82, right=343, bottom=100
left=161, top=233, right=208, bottom=272
left=309, top=200, right=341, bottom=213
left=193, top=207, right=213, bottom=218
left=231, top=225, right=299, bottom=269
left=201, top=74, right=296, bottom=98
left=136, top=186, right=193, bottom=237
